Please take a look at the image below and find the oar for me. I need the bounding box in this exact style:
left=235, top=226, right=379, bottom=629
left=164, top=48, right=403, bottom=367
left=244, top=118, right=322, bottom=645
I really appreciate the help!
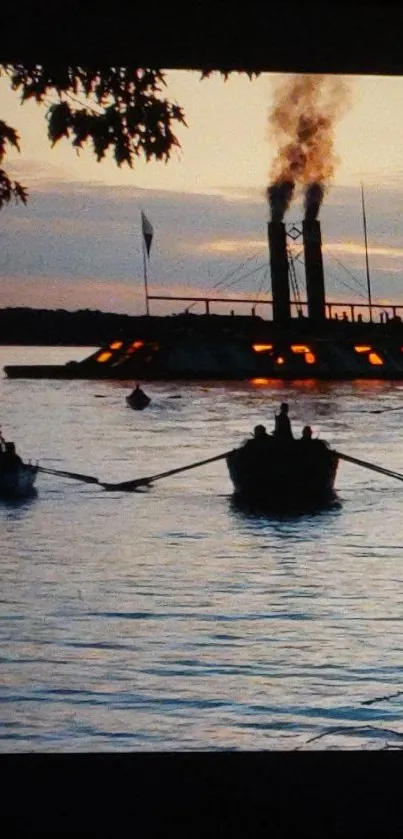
left=36, top=448, right=403, bottom=492
left=100, top=449, right=236, bottom=492
left=37, top=465, right=100, bottom=485
left=369, top=405, right=403, bottom=415
left=336, top=451, right=403, bottom=482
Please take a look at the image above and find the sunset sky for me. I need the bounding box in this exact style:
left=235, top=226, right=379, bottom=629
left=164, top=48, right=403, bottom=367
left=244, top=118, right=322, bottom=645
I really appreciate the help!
left=2, top=70, right=403, bottom=316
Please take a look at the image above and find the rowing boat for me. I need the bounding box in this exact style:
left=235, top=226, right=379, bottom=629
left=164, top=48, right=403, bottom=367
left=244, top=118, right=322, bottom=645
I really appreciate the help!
left=226, top=435, right=339, bottom=509
left=126, top=386, right=151, bottom=410
left=0, top=463, right=38, bottom=499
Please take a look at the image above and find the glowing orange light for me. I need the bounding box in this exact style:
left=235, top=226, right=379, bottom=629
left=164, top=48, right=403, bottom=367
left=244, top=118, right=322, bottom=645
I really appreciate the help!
left=125, top=340, right=145, bottom=355
left=305, top=352, right=316, bottom=364
left=252, top=343, right=273, bottom=352
left=276, top=357, right=285, bottom=365
left=291, top=344, right=310, bottom=354
left=109, top=341, right=123, bottom=350
left=97, top=351, right=112, bottom=363
left=354, top=345, right=372, bottom=353
left=251, top=378, right=270, bottom=385
left=368, top=352, right=383, bottom=365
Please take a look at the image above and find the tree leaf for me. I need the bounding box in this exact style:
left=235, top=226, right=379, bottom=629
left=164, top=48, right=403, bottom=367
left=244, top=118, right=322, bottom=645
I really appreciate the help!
left=47, top=101, right=72, bottom=144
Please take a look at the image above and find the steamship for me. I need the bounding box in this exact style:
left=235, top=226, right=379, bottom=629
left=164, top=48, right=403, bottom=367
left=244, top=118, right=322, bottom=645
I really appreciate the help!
left=5, top=212, right=403, bottom=381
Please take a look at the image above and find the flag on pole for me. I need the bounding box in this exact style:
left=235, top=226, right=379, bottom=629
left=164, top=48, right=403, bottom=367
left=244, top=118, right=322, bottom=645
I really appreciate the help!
left=141, top=211, right=154, bottom=258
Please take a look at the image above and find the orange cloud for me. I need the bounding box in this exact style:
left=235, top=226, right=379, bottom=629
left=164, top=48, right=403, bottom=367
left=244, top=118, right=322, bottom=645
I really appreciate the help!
left=285, top=239, right=403, bottom=260
left=193, top=238, right=267, bottom=255
left=322, top=242, right=403, bottom=259
left=191, top=237, right=403, bottom=261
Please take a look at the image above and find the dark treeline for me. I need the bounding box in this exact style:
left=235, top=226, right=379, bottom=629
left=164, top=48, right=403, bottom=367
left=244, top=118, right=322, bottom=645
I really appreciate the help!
left=0, top=307, right=266, bottom=346
left=0, top=307, right=151, bottom=346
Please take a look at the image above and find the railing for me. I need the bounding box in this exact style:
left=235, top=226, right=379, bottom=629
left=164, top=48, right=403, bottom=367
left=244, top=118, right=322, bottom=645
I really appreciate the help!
left=147, top=294, right=403, bottom=323
left=148, top=295, right=268, bottom=316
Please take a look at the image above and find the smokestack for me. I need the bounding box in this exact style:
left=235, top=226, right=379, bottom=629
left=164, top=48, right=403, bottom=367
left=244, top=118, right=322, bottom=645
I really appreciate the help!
left=302, top=218, right=326, bottom=322
left=268, top=221, right=291, bottom=325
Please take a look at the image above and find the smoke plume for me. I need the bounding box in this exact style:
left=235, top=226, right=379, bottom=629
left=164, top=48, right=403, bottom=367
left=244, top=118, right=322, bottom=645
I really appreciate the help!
left=267, top=74, right=351, bottom=220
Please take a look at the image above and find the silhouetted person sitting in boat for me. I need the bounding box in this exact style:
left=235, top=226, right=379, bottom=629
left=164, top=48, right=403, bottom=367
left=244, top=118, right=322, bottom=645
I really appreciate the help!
left=300, top=425, right=329, bottom=453
left=1, top=442, right=23, bottom=471
left=301, top=425, right=313, bottom=441
left=253, top=424, right=271, bottom=447
left=273, top=403, right=293, bottom=441
left=300, top=425, right=314, bottom=451
left=244, top=424, right=271, bottom=452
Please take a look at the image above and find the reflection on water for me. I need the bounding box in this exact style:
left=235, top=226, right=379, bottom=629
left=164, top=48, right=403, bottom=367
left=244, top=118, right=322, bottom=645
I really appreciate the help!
left=2, top=347, right=403, bottom=751
left=229, top=493, right=342, bottom=524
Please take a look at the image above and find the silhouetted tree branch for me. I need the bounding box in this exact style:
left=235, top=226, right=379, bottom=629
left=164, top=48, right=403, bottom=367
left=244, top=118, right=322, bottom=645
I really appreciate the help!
left=0, top=64, right=188, bottom=209
left=0, top=65, right=258, bottom=210
left=0, top=119, right=28, bottom=208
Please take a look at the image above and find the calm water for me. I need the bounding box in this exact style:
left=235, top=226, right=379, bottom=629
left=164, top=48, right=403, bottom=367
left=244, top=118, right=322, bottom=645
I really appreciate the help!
left=2, top=346, right=403, bottom=751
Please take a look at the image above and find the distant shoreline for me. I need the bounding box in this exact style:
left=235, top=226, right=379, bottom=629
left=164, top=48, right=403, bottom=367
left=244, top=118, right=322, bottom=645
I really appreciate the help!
left=0, top=306, right=263, bottom=347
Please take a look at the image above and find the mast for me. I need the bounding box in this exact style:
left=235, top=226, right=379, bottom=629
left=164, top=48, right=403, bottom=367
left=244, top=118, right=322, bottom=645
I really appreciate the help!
left=361, top=182, right=372, bottom=322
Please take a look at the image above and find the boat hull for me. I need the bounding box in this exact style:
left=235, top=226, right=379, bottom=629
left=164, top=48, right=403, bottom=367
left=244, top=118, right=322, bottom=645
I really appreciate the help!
left=0, top=464, right=38, bottom=499
left=126, top=393, right=151, bottom=410
left=226, top=438, right=339, bottom=510
left=6, top=363, right=403, bottom=381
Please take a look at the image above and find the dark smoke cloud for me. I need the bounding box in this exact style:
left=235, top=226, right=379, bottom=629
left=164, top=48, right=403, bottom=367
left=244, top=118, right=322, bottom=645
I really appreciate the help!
left=267, top=75, right=351, bottom=220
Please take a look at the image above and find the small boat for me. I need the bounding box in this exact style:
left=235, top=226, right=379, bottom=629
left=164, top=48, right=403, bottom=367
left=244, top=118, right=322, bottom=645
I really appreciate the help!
left=226, top=434, right=339, bottom=510
left=126, top=385, right=151, bottom=411
left=0, top=461, right=38, bottom=499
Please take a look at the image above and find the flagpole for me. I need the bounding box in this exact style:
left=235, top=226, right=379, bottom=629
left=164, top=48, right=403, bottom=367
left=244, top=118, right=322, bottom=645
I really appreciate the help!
left=141, top=216, right=150, bottom=316
left=361, top=182, right=372, bottom=323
